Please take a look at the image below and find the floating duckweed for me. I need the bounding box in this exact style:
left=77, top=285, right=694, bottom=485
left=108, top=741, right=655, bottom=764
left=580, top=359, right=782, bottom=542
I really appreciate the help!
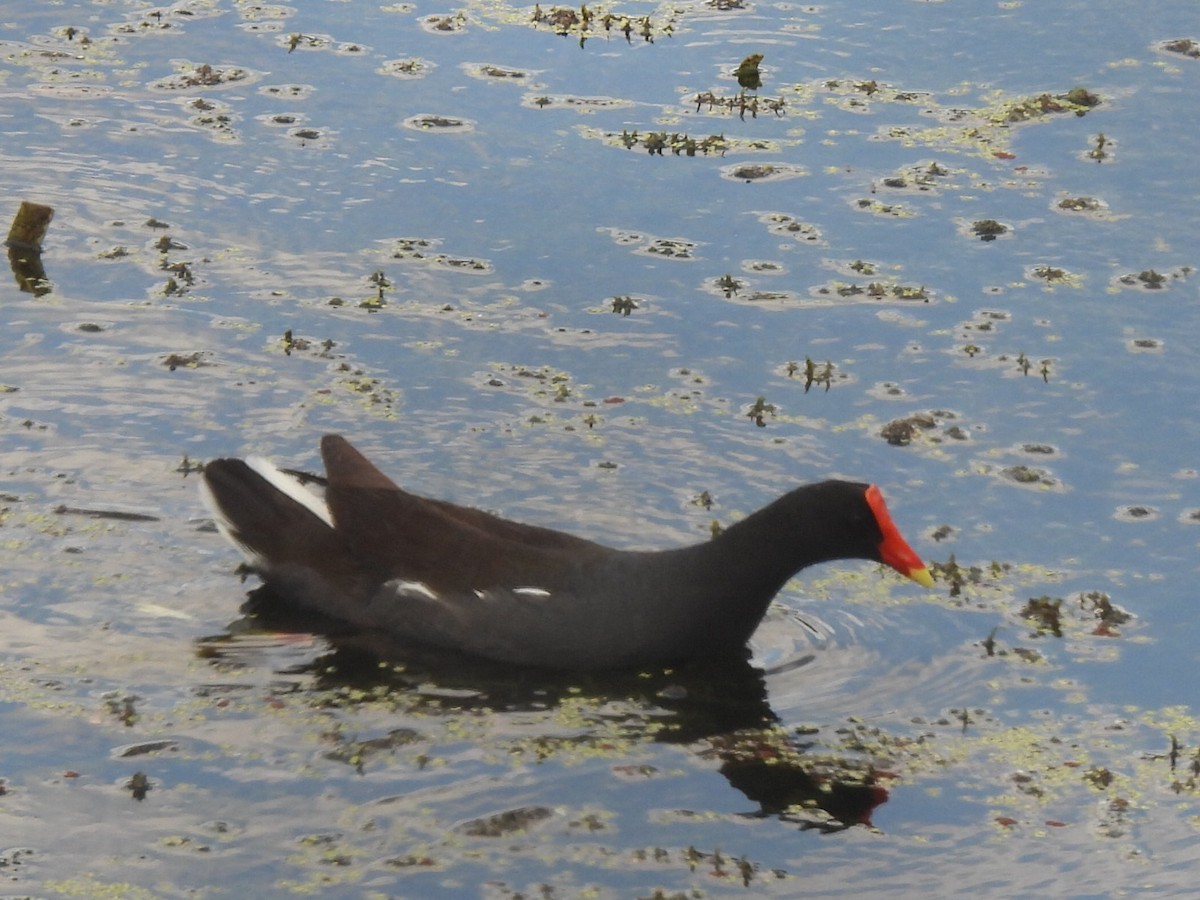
left=149, top=62, right=255, bottom=91
left=466, top=63, right=529, bottom=80
left=259, top=83, right=313, bottom=100
left=530, top=4, right=674, bottom=44
left=715, top=274, right=741, bottom=297
left=811, top=280, right=930, bottom=303
left=1021, top=596, right=1063, bottom=637
left=742, top=260, right=785, bottom=274
left=1126, top=338, right=1163, bottom=352
left=285, top=32, right=332, bottom=52
left=381, top=58, right=434, bottom=79
left=599, top=229, right=700, bottom=261
left=880, top=413, right=936, bottom=446
left=161, top=352, right=208, bottom=371
left=746, top=396, right=777, bottom=427
left=998, top=465, right=1058, bottom=488
left=288, top=127, right=324, bottom=142
left=527, top=94, right=633, bottom=112
left=721, top=162, right=807, bottom=183
left=1121, top=270, right=1166, bottom=289
left=792, top=358, right=835, bottom=392
left=855, top=198, right=914, bottom=218
left=610, top=295, right=638, bottom=316
left=402, top=114, right=475, bottom=133
left=693, top=90, right=785, bottom=120
left=875, top=161, right=955, bottom=192
left=1158, top=38, right=1200, bottom=59
left=759, top=213, right=824, bottom=245
left=1114, top=505, right=1159, bottom=522
left=617, top=129, right=729, bottom=156
left=421, top=12, right=468, bottom=33
left=991, top=86, right=1100, bottom=123
left=1031, top=266, right=1065, bottom=281
left=971, top=219, right=1008, bottom=241
left=1057, top=196, right=1103, bottom=213
left=1082, top=134, right=1108, bottom=165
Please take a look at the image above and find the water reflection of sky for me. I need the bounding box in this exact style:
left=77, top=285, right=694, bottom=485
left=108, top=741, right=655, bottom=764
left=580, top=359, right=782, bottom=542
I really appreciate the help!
left=2, top=0, right=1200, bottom=893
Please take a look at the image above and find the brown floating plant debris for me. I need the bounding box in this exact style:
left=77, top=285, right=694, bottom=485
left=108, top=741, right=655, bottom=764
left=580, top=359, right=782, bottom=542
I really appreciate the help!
left=6, top=201, right=54, bottom=250
left=1159, top=38, right=1200, bottom=59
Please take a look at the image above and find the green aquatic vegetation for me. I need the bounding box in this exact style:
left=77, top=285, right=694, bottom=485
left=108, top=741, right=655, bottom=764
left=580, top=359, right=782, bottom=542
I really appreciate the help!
left=356, top=269, right=392, bottom=309
left=610, top=295, right=637, bottom=315
left=694, top=90, right=785, bottom=119
left=811, top=279, right=929, bottom=302
left=991, top=85, right=1100, bottom=123
left=287, top=33, right=328, bottom=52
left=1028, top=265, right=1084, bottom=289
left=758, top=212, right=824, bottom=245
left=1021, top=595, right=1063, bottom=637
left=733, top=52, right=763, bottom=90
left=715, top=273, right=741, bottom=296
left=1080, top=590, right=1131, bottom=632
left=734, top=164, right=777, bottom=180
left=150, top=62, right=252, bottom=90
left=971, top=219, right=1008, bottom=241
left=1008, top=352, right=1056, bottom=381
left=423, top=12, right=468, bottom=32
left=530, top=3, right=674, bottom=44
left=818, top=77, right=925, bottom=105
left=161, top=352, right=208, bottom=370
left=928, top=555, right=1010, bottom=598
left=1113, top=266, right=1192, bottom=291
left=381, top=57, right=431, bottom=78
left=1056, top=196, right=1102, bottom=212
left=618, top=129, right=730, bottom=156
left=1129, top=269, right=1165, bottom=288
left=1161, top=37, right=1200, bottom=59
left=802, top=358, right=834, bottom=392
left=880, top=413, right=936, bottom=446
left=745, top=395, right=776, bottom=427
left=1004, top=464, right=1050, bottom=484
left=403, top=113, right=473, bottom=132
left=854, top=198, right=914, bottom=218
left=473, top=63, right=528, bottom=79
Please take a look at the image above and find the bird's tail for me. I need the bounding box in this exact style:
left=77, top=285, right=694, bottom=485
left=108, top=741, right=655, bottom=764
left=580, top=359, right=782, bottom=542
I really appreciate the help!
left=201, top=457, right=364, bottom=612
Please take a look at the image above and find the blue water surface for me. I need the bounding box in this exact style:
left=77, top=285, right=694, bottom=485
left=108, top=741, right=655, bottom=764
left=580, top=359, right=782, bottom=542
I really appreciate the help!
left=2, top=0, right=1200, bottom=894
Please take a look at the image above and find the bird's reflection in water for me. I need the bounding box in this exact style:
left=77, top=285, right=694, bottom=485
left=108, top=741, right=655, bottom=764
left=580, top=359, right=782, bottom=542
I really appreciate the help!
left=196, top=585, right=887, bottom=831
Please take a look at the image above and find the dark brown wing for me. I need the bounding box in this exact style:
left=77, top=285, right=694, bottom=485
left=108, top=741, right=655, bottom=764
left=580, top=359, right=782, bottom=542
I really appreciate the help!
left=319, top=435, right=612, bottom=593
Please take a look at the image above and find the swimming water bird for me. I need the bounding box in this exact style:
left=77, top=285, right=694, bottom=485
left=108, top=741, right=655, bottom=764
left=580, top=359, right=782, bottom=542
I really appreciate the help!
left=201, top=435, right=934, bottom=670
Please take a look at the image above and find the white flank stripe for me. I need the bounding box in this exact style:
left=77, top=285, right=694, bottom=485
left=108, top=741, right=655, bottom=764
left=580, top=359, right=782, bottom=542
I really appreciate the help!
left=388, top=580, right=440, bottom=601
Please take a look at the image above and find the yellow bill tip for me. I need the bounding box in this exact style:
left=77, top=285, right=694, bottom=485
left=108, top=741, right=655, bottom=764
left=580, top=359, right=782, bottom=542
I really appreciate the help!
left=908, top=566, right=935, bottom=589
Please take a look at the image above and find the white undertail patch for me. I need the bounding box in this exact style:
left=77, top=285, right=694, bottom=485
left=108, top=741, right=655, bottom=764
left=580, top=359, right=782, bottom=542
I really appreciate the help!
left=200, top=454, right=335, bottom=567
left=245, top=455, right=334, bottom=528
left=198, top=476, right=267, bottom=568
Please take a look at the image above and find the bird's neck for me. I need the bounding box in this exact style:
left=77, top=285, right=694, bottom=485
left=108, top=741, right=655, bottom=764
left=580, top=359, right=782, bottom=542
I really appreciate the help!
left=682, top=483, right=871, bottom=614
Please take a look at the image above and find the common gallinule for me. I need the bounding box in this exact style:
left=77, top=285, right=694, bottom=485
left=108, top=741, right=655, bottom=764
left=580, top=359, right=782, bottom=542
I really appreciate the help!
left=201, top=435, right=933, bottom=670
